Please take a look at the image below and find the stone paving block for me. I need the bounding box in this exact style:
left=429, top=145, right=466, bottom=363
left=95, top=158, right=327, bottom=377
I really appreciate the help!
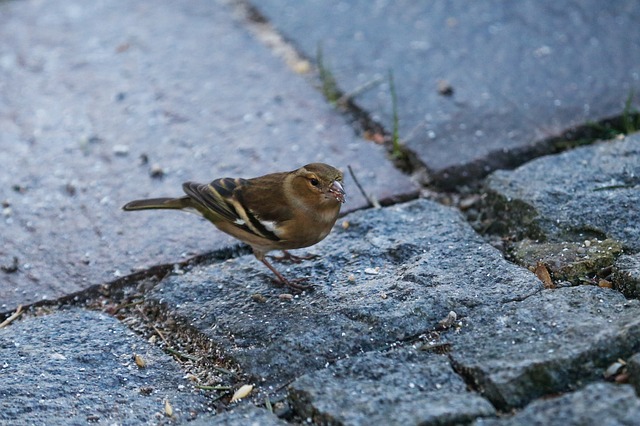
left=253, top=0, right=640, bottom=186
left=486, top=135, right=640, bottom=251
left=448, top=286, right=640, bottom=410
left=0, top=0, right=416, bottom=310
left=289, top=348, right=496, bottom=425
left=148, top=199, right=542, bottom=387
left=474, top=382, right=640, bottom=426
left=614, top=254, right=640, bottom=298
left=0, top=310, right=210, bottom=425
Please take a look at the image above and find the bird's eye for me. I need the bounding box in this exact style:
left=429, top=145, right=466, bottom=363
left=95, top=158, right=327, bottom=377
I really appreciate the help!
left=310, top=178, right=319, bottom=186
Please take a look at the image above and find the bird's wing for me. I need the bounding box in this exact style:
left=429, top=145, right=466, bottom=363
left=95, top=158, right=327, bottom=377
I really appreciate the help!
left=183, top=178, right=282, bottom=242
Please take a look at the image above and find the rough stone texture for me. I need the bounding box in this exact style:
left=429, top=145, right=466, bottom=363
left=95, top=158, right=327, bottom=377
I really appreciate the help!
left=486, top=135, right=640, bottom=251
left=448, top=285, right=640, bottom=410
left=627, top=352, right=640, bottom=394
left=474, top=383, right=640, bottom=426
left=614, top=254, right=640, bottom=298
left=512, top=238, right=623, bottom=284
left=0, top=310, right=211, bottom=425
left=289, top=348, right=496, bottom=425
left=148, top=199, right=542, bottom=387
left=189, top=405, right=287, bottom=426
left=0, top=0, right=417, bottom=310
left=253, top=0, right=640, bottom=186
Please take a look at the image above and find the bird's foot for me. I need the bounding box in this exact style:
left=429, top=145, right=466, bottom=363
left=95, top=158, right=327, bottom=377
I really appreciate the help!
left=269, top=250, right=319, bottom=264
left=271, top=276, right=314, bottom=292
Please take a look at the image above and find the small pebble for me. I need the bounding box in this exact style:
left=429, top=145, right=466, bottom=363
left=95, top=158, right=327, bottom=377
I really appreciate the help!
left=150, top=164, right=165, bottom=179
left=252, top=293, right=267, bottom=303
left=113, top=144, right=130, bottom=156
left=437, top=79, right=454, bottom=96
left=279, top=293, right=293, bottom=301
left=364, top=267, right=380, bottom=275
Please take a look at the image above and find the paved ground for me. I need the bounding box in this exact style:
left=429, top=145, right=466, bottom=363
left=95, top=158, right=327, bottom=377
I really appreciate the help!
left=1, top=0, right=640, bottom=425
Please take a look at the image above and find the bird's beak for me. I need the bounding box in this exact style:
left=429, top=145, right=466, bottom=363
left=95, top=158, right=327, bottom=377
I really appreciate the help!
left=329, top=180, right=346, bottom=204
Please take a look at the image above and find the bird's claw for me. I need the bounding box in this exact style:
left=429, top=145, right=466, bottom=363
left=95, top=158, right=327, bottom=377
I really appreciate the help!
left=271, top=276, right=314, bottom=292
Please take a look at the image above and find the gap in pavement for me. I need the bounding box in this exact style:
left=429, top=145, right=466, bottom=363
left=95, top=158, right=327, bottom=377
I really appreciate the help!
left=224, top=0, right=640, bottom=303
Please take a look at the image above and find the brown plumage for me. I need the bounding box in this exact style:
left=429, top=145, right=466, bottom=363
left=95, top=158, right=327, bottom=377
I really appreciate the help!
left=123, top=163, right=345, bottom=290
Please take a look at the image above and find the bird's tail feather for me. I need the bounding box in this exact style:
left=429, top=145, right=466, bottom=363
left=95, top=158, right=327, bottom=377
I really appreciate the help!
left=122, top=197, right=191, bottom=211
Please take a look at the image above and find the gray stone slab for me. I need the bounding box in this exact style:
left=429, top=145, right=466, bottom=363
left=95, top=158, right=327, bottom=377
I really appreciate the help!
left=614, top=254, right=640, bottom=298
left=448, top=286, right=640, bottom=410
left=0, top=310, right=210, bottom=425
left=474, top=382, right=640, bottom=426
left=289, top=348, right=495, bottom=425
left=0, top=0, right=416, bottom=310
left=148, top=199, right=542, bottom=387
left=253, top=0, right=640, bottom=186
left=486, top=135, right=640, bottom=251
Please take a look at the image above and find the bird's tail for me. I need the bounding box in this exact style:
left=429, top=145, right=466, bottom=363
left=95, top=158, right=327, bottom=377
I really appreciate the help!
left=122, top=197, right=192, bottom=211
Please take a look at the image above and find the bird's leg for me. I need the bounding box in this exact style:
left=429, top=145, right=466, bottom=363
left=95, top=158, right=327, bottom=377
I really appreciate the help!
left=259, top=257, right=313, bottom=292
left=269, top=250, right=319, bottom=264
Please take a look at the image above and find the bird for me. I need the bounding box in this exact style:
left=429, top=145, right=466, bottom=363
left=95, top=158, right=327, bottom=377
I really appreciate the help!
left=122, top=163, right=346, bottom=291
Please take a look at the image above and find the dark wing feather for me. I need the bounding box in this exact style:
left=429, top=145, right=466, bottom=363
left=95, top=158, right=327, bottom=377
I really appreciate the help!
left=183, top=179, right=240, bottom=223
left=183, top=178, right=281, bottom=241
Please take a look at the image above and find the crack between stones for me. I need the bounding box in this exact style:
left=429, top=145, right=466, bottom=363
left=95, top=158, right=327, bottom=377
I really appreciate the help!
left=226, top=0, right=424, bottom=180
left=224, top=0, right=640, bottom=195
left=223, top=0, right=637, bottom=305
left=0, top=243, right=251, bottom=318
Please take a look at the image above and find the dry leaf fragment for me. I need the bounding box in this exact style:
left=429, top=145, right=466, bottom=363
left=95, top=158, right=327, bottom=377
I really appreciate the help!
left=437, top=311, right=458, bottom=330
left=230, top=384, right=253, bottom=403
left=534, top=262, right=555, bottom=288
left=598, top=279, right=613, bottom=288
left=363, top=130, right=386, bottom=144
left=604, top=359, right=627, bottom=380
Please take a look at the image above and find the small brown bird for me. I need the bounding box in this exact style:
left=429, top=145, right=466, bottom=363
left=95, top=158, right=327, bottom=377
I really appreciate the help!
left=123, top=163, right=345, bottom=290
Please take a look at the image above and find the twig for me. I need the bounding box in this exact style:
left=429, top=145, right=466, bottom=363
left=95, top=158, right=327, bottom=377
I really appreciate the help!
left=166, top=347, right=200, bottom=362
left=210, top=365, right=236, bottom=375
left=0, top=305, right=23, bottom=329
left=195, top=384, right=232, bottom=391
left=348, top=165, right=380, bottom=208
left=135, top=305, right=169, bottom=345
left=336, top=76, right=384, bottom=106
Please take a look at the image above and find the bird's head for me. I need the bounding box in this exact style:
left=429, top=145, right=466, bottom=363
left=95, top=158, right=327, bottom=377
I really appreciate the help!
left=292, top=163, right=346, bottom=206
